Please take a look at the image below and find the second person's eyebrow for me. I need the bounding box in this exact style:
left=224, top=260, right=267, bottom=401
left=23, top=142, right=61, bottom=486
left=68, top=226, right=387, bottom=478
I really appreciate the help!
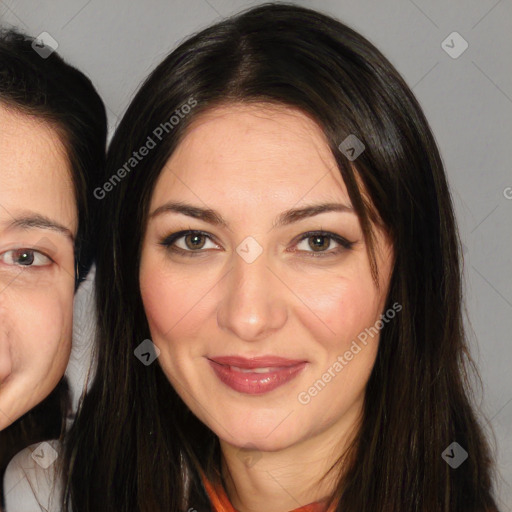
left=149, top=202, right=227, bottom=227
left=149, top=201, right=354, bottom=229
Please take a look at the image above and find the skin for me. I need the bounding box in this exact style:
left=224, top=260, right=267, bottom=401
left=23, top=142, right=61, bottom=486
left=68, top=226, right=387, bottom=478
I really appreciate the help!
left=0, top=104, right=77, bottom=430
left=140, top=103, right=394, bottom=512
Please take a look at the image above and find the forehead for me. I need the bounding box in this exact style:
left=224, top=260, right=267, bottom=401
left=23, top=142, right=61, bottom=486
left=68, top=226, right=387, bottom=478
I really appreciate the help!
left=0, top=104, right=77, bottom=230
left=0, top=103, right=69, bottom=175
left=151, top=103, right=351, bottom=209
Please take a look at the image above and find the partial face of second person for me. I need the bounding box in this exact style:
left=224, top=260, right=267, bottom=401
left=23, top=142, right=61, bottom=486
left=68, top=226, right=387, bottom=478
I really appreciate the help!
left=0, top=104, right=76, bottom=430
left=140, top=103, right=394, bottom=456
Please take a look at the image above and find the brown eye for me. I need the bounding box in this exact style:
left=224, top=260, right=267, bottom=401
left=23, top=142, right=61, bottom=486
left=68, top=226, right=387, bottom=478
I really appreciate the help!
left=184, top=233, right=207, bottom=250
left=14, top=249, right=35, bottom=265
left=160, top=230, right=220, bottom=255
left=308, top=235, right=331, bottom=251
left=0, top=248, right=52, bottom=267
left=293, top=231, right=354, bottom=257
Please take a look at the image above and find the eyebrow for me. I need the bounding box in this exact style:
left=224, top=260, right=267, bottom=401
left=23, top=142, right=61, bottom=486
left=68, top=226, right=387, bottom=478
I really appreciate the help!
left=4, top=214, right=75, bottom=242
left=274, top=203, right=355, bottom=227
left=149, top=201, right=354, bottom=228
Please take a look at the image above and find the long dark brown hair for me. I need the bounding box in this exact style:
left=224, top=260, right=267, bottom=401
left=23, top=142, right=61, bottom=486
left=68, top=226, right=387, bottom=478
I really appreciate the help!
left=63, top=4, right=499, bottom=511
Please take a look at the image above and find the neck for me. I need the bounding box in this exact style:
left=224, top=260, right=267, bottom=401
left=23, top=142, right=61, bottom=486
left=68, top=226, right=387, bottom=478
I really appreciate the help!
left=219, top=401, right=362, bottom=512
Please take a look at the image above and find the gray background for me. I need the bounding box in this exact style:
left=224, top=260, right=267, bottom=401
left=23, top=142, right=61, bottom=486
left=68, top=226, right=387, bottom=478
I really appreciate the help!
left=1, top=0, right=511, bottom=509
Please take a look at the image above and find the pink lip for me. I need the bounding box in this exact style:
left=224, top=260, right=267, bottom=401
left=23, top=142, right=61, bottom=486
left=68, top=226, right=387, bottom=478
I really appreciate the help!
left=207, top=355, right=307, bottom=395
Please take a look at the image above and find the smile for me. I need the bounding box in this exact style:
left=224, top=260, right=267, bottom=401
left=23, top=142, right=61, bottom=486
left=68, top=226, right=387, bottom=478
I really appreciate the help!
left=207, top=355, right=307, bottom=395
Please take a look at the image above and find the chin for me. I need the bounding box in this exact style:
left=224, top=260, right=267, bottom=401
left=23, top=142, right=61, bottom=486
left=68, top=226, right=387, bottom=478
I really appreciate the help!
left=230, top=434, right=302, bottom=455
left=215, top=417, right=304, bottom=453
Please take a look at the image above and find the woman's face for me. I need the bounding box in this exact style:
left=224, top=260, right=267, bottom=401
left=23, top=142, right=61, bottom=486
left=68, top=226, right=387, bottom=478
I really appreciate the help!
left=0, top=105, right=76, bottom=430
left=140, top=103, right=394, bottom=453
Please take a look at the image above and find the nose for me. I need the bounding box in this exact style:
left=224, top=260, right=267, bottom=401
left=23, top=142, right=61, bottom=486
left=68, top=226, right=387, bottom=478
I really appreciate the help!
left=216, top=251, right=288, bottom=342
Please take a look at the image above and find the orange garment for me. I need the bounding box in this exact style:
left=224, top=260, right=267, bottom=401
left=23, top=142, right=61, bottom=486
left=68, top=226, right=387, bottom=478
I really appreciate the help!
left=202, top=475, right=338, bottom=512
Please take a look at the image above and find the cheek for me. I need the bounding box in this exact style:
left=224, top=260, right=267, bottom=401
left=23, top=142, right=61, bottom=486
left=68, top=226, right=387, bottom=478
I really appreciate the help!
left=140, top=260, right=215, bottom=344
left=10, top=287, right=73, bottom=372
left=291, top=267, right=382, bottom=348
left=0, top=282, right=73, bottom=428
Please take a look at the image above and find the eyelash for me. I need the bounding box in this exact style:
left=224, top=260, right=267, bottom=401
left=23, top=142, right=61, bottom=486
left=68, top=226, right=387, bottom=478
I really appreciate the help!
left=159, top=230, right=354, bottom=258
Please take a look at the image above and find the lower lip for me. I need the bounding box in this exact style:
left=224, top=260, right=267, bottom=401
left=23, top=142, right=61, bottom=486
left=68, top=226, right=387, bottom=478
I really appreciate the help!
left=208, top=360, right=307, bottom=395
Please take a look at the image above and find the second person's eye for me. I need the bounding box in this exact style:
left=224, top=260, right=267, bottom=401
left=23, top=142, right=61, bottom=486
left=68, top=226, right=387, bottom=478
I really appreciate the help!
left=293, top=231, right=354, bottom=256
left=161, top=230, right=221, bottom=254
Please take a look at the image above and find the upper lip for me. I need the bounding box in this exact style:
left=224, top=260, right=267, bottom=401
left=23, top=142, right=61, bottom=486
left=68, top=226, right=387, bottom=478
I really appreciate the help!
left=208, top=355, right=307, bottom=369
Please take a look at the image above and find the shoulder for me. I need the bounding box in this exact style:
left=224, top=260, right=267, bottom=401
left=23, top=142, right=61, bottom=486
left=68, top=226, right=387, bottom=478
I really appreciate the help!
left=3, top=440, right=63, bottom=512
